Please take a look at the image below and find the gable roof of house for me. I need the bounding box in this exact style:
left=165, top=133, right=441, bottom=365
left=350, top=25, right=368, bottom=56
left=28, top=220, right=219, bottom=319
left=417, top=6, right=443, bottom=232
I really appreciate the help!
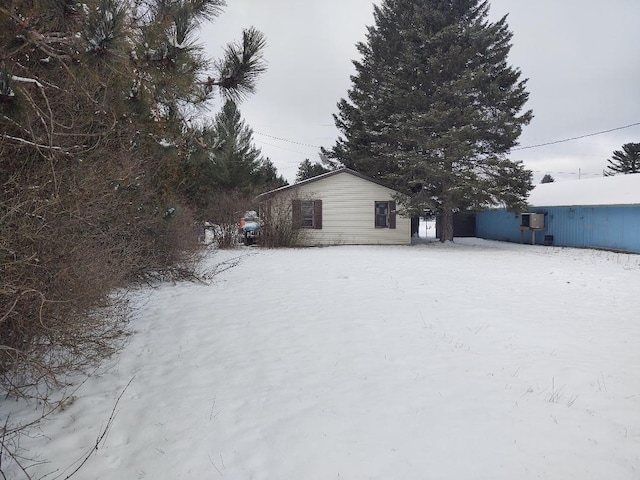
left=255, top=168, right=400, bottom=201
left=528, top=173, right=640, bottom=207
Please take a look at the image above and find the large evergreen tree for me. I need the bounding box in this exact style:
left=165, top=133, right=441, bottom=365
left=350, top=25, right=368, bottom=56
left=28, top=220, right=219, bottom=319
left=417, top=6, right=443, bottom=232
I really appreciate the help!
left=325, top=0, right=533, bottom=241
left=604, top=142, right=640, bottom=176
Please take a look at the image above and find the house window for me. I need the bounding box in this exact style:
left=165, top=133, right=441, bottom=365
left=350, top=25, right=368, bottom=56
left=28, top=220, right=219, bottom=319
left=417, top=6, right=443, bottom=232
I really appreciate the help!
left=292, top=199, right=322, bottom=229
left=375, top=201, right=389, bottom=227
left=375, top=200, right=396, bottom=229
left=301, top=201, right=315, bottom=227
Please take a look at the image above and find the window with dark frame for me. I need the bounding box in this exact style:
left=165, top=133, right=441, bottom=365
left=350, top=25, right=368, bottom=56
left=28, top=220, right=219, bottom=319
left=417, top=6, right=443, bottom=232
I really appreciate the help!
left=301, top=200, right=315, bottom=228
left=374, top=200, right=396, bottom=229
left=375, top=201, right=389, bottom=228
left=292, top=199, right=322, bottom=229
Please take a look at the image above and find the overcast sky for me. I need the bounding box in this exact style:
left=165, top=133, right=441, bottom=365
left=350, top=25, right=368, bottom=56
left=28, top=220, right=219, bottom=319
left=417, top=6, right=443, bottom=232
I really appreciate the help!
left=202, top=0, right=640, bottom=184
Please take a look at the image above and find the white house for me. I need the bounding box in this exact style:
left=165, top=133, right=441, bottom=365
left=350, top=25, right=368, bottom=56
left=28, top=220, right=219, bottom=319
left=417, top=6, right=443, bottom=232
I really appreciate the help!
left=255, top=168, right=411, bottom=246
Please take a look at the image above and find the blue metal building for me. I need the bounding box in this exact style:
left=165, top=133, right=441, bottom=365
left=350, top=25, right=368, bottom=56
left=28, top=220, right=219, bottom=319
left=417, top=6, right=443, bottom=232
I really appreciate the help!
left=476, top=175, right=640, bottom=253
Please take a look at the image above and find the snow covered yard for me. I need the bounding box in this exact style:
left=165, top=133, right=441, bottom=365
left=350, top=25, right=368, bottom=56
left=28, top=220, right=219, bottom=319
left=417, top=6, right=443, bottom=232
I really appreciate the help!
left=3, top=239, right=640, bottom=479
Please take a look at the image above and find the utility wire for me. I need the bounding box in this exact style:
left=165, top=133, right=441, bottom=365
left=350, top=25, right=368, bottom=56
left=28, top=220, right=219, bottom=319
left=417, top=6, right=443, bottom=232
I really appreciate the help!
left=254, top=131, right=322, bottom=149
left=253, top=139, right=315, bottom=159
left=255, top=121, right=640, bottom=154
left=531, top=170, right=602, bottom=177
left=513, top=122, right=640, bottom=151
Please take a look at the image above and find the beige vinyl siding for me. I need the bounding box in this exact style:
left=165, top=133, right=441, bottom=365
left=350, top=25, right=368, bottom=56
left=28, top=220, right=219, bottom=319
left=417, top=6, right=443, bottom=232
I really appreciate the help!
left=274, top=171, right=410, bottom=246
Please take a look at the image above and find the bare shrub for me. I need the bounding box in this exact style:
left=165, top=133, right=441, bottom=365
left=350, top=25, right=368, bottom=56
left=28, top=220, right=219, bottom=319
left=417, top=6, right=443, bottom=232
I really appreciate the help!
left=0, top=123, right=205, bottom=399
left=3, top=163, right=144, bottom=397
left=258, top=193, right=307, bottom=248
left=132, top=203, right=204, bottom=283
left=0, top=162, right=203, bottom=473
left=215, top=222, right=241, bottom=249
left=0, top=0, right=267, bottom=476
left=203, top=191, right=255, bottom=249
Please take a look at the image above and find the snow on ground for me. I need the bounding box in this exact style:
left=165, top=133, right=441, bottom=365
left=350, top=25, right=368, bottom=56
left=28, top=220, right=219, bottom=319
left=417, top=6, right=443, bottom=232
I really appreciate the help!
left=2, top=239, right=640, bottom=479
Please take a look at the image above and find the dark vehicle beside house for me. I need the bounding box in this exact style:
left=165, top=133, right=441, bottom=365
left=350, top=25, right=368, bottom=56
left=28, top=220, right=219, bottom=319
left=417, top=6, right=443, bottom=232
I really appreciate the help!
left=239, top=211, right=260, bottom=245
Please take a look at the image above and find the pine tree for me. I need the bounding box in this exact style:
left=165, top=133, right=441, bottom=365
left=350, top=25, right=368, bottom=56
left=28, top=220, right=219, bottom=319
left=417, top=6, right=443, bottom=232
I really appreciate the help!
left=0, top=0, right=266, bottom=400
left=181, top=101, right=288, bottom=216
left=181, top=99, right=281, bottom=211
left=296, top=159, right=331, bottom=182
left=325, top=0, right=533, bottom=241
left=541, top=174, right=555, bottom=183
left=207, top=100, right=266, bottom=190
left=604, top=143, right=640, bottom=176
left=254, top=157, right=289, bottom=191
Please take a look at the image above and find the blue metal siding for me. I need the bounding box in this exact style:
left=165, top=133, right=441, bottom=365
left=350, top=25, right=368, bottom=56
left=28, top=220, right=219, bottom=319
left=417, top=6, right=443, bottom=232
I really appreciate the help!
left=476, top=206, right=640, bottom=253
left=476, top=209, right=523, bottom=242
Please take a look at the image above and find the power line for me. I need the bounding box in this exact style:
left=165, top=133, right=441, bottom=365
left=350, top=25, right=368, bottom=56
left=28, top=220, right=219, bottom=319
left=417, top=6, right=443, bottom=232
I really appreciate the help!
left=253, top=139, right=316, bottom=159
left=514, top=121, right=640, bottom=151
left=530, top=169, right=602, bottom=177
left=254, top=121, right=640, bottom=154
left=254, top=131, right=322, bottom=149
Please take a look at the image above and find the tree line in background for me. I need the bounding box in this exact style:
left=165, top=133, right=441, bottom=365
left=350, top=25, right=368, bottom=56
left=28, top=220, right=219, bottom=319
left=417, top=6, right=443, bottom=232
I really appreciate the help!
left=0, top=0, right=284, bottom=412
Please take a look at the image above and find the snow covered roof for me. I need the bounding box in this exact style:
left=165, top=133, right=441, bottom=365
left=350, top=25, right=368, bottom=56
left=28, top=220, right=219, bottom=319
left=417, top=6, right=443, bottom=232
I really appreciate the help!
left=528, top=174, right=640, bottom=207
